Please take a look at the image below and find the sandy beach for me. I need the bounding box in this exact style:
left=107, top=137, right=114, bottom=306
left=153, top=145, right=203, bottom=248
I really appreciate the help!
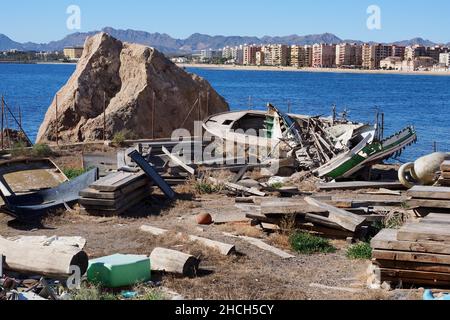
left=178, top=63, right=450, bottom=77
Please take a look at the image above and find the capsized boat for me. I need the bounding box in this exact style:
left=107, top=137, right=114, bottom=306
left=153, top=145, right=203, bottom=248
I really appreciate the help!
left=203, top=104, right=417, bottom=180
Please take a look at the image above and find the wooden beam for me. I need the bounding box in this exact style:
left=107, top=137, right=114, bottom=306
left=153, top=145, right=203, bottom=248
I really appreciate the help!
left=397, top=222, right=450, bottom=242
left=407, top=185, right=450, bottom=200
left=0, top=236, right=88, bottom=278
left=222, top=232, right=295, bottom=259
left=304, top=197, right=366, bottom=232
left=161, top=146, right=195, bottom=176
left=371, top=229, right=450, bottom=255
left=140, top=225, right=235, bottom=256
left=317, top=181, right=405, bottom=191
left=150, top=248, right=199, bottom=277
left=372, top=249, right=450, bottom=265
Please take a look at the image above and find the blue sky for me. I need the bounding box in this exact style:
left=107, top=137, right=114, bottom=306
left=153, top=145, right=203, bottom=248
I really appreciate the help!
left=1, top=0, right=449, bottom=43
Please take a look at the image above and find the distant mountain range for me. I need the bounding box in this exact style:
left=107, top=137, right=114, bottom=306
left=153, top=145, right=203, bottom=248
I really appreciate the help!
left=0, top=27, right=448, bottom=54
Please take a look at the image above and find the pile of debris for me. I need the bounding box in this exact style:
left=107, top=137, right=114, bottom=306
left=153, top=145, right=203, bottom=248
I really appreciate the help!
left=371, top=215, right=450, bottom=287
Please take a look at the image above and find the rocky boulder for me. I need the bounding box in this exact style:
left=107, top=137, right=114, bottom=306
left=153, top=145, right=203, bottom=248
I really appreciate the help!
left=36, top=32, right=229, bottom=143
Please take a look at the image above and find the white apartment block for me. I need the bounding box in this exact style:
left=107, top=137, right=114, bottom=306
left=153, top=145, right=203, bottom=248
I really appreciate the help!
left=439, top=53, right=450, bottom=66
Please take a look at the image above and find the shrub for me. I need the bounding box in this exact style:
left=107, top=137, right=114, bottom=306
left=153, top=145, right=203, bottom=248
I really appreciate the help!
left=289, top=231, right=336, bottom=254
left=63, top=168, right=87, bottom=180
left=10, top=141, right=29, bottom=157
left=347, top=242, right=373, bottom=260
left=71, top=284, right=117, bottom=301
left=31, top=143, right=53, bottom=157
left=195, top=181, right=220, bottom=194
left=270, top=182, right=284, bottom=189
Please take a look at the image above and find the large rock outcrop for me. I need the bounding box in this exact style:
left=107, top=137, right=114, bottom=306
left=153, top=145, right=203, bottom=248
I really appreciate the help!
left=37, top=32, right=229, bottom=143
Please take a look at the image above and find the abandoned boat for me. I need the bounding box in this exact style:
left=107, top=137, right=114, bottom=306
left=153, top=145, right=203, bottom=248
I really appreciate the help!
left=203, top=104, right=417, bottom=180
left=0, top=158, right=98, bottom=222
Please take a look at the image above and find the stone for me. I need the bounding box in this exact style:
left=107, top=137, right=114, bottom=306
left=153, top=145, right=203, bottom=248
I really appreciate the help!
left=37, top=32, right=229, bottom=144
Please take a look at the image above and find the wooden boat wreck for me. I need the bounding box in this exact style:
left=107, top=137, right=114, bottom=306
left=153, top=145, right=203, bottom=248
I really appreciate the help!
left=203, top=104, right=417, bottom=180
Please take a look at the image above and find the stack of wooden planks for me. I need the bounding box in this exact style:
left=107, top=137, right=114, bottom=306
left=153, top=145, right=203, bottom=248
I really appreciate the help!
left=439, top=161, right=450, bottom=186
left=241, top=197, right=368, bottom=239
left=372, top=213, right=450, bottom=287
left=406, top=185, right=450, bottom=210
left=79, top=171, right=151, bottom=216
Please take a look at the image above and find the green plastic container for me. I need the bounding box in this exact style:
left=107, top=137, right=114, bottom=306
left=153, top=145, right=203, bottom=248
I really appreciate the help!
left=87, top=254, right=151, bottom=288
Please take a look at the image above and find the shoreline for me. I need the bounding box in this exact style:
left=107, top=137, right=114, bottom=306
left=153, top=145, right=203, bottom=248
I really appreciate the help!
left=178, top=63, right=450, bottom=77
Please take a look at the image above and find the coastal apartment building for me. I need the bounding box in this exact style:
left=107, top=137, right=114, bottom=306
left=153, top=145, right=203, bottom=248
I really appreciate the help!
left=63, top=47, right=84, bottom=60
left=405, top=45, right=427, bottom=61
left=362, top=44, right=393, bottom=69
left=335, top=43, right=362, bottom=67
left=243, top=45, right=261, bottom=65
left=290, top=45, right=306, bottom=68
left=312, top=44, right=336, bottom=68
left=256, top=51, right=265, bottom=66
left=440, top=53, right=450, bottom=66
left=260, top=44, right=288, bottom=66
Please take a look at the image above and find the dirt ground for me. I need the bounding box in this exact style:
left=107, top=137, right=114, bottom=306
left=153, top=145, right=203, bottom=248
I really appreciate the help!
left=0, top=187, right=422, bottom=301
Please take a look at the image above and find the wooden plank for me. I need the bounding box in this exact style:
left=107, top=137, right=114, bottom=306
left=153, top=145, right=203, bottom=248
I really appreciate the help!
left=260, top=200, right=328, bottom=216
left=161, top=146, right=195, bottom=176
left=91, top=172, right=146, bottom=192
left=371, top=229, right=450, bottom=255
left=407, top=199, right=450, bottom=209
left=222, top=232, right=295, bottom=259
left=421, top=213, right=450, bottom=225
left=140, top=225, right=235, bottom=256
left=380, top=268, right=450, bottom=282
left=374, top=260, right=450, bottom=274
left=304, top=197, right=366, bottom=233
left=380, top=275, right=450, bottom=287
left=398, top=222, right=450, bottom=242
left=329, top=198, right=404, bottom=208
left=80, top=178, right=149, bottom=199
left=317, top=181, right=405, bottom=191
left=80, top=186, right=150, bottom=209
left=372, top=249, right=450, bottom=265
left=407, top=185, right=450, bottom=200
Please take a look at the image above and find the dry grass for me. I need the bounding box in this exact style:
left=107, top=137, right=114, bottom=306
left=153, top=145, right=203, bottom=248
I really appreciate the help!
left=217, top=222, right=264, bottom=238
left=268, top=233, right=291, bottom=250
